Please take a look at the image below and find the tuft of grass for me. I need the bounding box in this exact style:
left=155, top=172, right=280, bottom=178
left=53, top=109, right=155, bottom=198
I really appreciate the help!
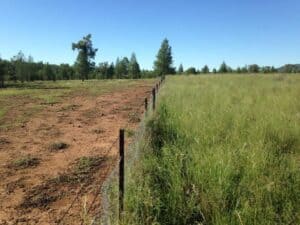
left=12, top=155, right=40, bottom=169
left=81, top=196, right=93, bottom=225
left=0, top=137, right=10, bottom=145
left=92, top=128, right=105, bottom=134
left=54, top=156, right=105, bottom=185
left=20, top=183, right=60, bottom=208
left=126, top=129, right=135, bottom=138
left=49, top=141, right=69, bottom=151
left=21, top=155, right=106, bottom=209
left=0, top=107, right=8, bottom=121
left=124, top=75, right=300, bottom=225
left=75, top=156, right=103, bottom=174
left=128, top=112, right=141, bottom=123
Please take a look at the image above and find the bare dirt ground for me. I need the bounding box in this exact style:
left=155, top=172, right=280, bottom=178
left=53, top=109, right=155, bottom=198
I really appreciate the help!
left=0, top=81, right=154, bottom=225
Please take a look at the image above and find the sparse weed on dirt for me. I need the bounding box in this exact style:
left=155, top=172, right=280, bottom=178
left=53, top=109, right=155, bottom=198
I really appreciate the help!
left=21, top=156, right=107, bottom=209
left=75, top=156, right=103, bottom=174
left=12, top=155, right=40, bottom=169
left=54, top=156, right=106, bottom=185
left=21, top=186, right=59, bottom=209
left=0, top=107, right=8, bottom=121
left=0, top=79, right=154, bottom=129
left=0, top=137, right=9, bottom=145
left=92, top=127, right=105, bottom=134
left=128, top=112, right=141, bottom=123
left=49, top=141, right=69, bottom=151
left=0, top=79, right=156, bottom=224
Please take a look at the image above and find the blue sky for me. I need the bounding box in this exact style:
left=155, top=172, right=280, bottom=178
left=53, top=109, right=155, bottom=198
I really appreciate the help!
left=0, top=0, right=300, bottom=70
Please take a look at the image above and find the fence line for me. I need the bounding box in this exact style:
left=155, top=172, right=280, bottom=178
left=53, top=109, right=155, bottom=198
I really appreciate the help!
left=56, top=135, right=120, bottom=225
left=57, top=76, right=165, bottom=225
left=97, top=76, right=165, bottom=225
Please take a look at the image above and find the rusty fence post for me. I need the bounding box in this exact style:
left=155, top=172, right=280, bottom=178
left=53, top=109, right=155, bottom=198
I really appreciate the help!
left=119, top=129, right=125, bottom=220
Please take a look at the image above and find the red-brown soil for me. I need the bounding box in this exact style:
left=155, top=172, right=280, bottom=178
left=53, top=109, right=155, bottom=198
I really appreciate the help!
left=0, top=82, right=154, bottom=225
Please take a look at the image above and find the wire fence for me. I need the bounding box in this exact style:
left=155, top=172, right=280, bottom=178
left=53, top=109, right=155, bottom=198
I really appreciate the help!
left=55, top=135, right=120, bottom=225
left=96, top=77, right=165, bottom=225
left=55, top=77, right=165, bottom=225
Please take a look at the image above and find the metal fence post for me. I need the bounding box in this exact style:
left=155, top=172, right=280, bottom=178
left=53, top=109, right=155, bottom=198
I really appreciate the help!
left=152, top=88, right=156, bottom=111
left=119, top=129, right=125, bottom=220
left=145, top=98, right=148, bottom=111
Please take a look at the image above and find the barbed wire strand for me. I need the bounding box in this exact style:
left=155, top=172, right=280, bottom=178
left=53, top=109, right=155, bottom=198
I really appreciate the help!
left=56, top=136, right=119, bottom=224
left=93, top=80, right=164, bottom=225
left=83, top=98, right=148, bottom=224
left=57, top=78, right=164, bottom=225
left=94, top=79, right=164, bottom=225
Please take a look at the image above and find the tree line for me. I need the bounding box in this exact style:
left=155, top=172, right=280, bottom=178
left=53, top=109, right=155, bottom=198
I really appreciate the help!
left=1, top=34, right=299, bottom=88
left=0, top=34, right=167, bottom=87
left=177, top=62, right=281, bottom=75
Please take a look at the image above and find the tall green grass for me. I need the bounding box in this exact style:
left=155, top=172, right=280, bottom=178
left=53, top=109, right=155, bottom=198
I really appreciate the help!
left=124, top=75, right=300, bottom=225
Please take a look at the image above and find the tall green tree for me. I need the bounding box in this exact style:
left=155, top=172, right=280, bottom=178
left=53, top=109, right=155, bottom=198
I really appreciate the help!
left=261, top=66, right=271, bottom=73
left=0, top=58, right=5, bottom=88
left=128, top=53, right=141, bottom=79
left=114, top=57, right=129, bottom=79
left=114, top=58, right=121, bottom=79
left=107, top=63, right=114, bottom=79
left=201, top=65, right=209, bottom=73
left=12, top=51, right=26, bottom=82
left=7, top=61, right=16, bottom=82
left=41, top=63, right=55, bottom=81
left=97, top=62, right=110, bottom=79
left=22, top=55, right=36, bottom=82
left=241, top=66, right=248, bottom=73
left=248, top=64, right=260, bottom=73
left=154, top=38, right=175, bottom=76
left=122, top=57, right=130, bottom=78
left=185, top=67, right=197, bottom=74
left=58, top=64, right=74, bottom=80
left=178, top=64, right=184, bottom=74
left=72, top=34, right=98, bottom=81
left=219, top=61, right=229, bottom=73
left=270, top=66, right=277, bottom=73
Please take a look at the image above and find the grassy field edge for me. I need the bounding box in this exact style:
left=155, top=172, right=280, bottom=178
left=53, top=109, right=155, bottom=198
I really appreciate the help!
left=123, top=75, right=300, bottom=225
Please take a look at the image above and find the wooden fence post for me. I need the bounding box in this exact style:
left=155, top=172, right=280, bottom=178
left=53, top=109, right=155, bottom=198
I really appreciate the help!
left=152, top=88, right=156, bottom=111
left=119, top=129, right=125, bottom=220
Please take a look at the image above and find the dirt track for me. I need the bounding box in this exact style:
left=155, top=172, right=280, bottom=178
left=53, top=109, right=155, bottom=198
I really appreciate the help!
left=0, top=82, right=154, bottom=225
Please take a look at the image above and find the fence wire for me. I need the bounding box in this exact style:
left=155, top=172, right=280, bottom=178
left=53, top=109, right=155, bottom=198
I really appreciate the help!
left=56, top=136, right=120, bottom=225
left=57, top=78, right=164, bottom=225
left=96, top=94, right=156, bottom=225
left=96, top=79, right=165, bottom=225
